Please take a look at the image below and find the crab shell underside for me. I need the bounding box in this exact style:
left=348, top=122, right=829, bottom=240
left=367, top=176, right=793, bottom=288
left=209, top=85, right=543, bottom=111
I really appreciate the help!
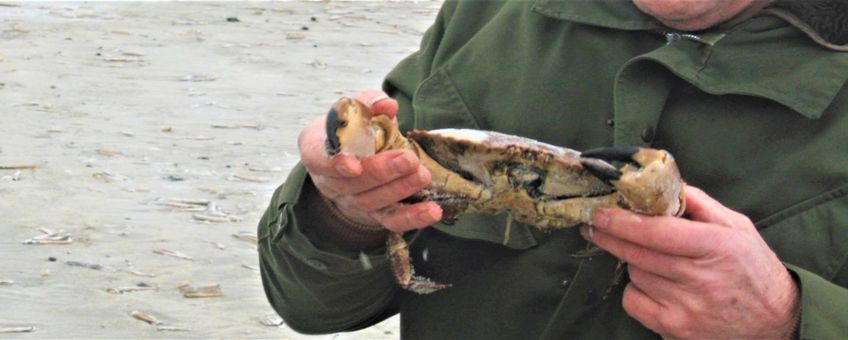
left=405, top=128, right=628, bottom=228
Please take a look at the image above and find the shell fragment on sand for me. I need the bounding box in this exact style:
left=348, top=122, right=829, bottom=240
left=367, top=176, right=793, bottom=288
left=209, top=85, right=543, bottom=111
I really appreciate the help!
left=0, top=164, right=36, bottom=169
left=106, top=286, right=158, bottom=294
left=259, top=314, right=284, bottom=327
left=22, top=228, right=72, bottom=245
left=152, top=248, right=193, bottom=261
left=0, top=327, right=35, bottom=334
left=177, top=282, right=224, bottom=298
left=130, top=311, right=161, bottom=325
left=232, top=231, right=257, bottom=245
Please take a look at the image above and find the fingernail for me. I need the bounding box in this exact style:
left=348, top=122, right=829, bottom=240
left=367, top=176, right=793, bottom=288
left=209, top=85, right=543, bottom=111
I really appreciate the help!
left=419, top=208, right=440, bottom=222
left=391, top=154, right=414, bottom=173
left=593, top=210, right=610, bottom=228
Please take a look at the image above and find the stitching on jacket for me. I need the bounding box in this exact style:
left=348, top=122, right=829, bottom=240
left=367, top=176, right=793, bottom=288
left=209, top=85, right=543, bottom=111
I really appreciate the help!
left=755, top=181, right=848, bottom=228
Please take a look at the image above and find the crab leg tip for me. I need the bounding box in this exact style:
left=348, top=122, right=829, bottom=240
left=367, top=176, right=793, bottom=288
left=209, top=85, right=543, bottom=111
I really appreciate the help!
left=580, top=146, right=641, bottom=163
left=325, top=107, right=342, bottom=156
left=580, top=158, right=622, bottom=182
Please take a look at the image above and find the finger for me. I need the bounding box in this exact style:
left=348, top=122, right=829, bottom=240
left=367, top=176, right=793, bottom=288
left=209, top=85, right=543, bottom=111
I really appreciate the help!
left=580, top=226, right=689, bottom=282
left=627, top=266, right=681, bottom=303
left=622, top=283, right=665, bottom=334
left=592, top=208, right=724, bottom=257
left=684, top=185, right=753, bottom=230
left=352, top=90, right=398, bottom=118
left=299, top=116, right=364, bottom=178
left=370, top=202, right=442, bottom=232
left=345, top=166, right=431, bottom=212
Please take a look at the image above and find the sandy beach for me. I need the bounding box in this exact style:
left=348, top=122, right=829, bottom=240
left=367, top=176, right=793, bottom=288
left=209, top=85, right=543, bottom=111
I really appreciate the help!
left=0, top=1, right=439, bottom=338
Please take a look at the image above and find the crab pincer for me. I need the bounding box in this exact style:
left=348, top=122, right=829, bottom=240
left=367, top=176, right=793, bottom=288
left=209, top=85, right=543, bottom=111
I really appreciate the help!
left=580, top=146, right=685, bottom=217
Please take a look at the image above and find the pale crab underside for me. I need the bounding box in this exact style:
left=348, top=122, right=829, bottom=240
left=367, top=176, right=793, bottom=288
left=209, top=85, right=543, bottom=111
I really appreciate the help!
left=325, top=97, right=686, bottom=294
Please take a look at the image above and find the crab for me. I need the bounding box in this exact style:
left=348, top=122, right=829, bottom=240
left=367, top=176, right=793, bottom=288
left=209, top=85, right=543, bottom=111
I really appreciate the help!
left=325, top=97, right=685, bottom=294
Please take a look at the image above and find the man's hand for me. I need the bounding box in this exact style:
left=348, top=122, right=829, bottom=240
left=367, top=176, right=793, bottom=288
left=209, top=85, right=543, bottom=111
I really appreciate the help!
left=582, top=185, right=800, bottom=339
left=298, top=90, right=442, bottom=232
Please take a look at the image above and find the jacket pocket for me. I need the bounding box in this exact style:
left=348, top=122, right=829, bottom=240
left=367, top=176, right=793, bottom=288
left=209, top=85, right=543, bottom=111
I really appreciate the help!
left=758, top=182, right=848, bottom=282
left=411, top=67, right=480, bottom=131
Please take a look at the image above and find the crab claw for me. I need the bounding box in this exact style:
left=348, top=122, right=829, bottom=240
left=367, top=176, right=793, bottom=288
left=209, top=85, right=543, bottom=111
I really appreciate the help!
left=580, top=147, right=685, bottom=217
left=324, top=97, right=377, bottom=157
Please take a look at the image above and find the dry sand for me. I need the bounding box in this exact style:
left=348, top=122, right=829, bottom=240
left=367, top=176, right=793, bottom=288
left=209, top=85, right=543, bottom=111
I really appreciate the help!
left=0, top=1, right=439, bottom=338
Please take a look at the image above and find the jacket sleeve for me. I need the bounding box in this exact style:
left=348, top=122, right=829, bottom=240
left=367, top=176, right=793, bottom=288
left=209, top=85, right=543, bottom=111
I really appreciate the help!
left=256, top=3, right=456, bottom=334
left=760, top=183, right=848, bottom=339
left=787, top=264, right=848, bottom=339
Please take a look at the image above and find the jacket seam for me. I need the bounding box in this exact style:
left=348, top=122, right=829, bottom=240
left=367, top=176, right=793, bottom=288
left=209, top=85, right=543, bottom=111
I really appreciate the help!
left=755, top=181, right=848, bottom=229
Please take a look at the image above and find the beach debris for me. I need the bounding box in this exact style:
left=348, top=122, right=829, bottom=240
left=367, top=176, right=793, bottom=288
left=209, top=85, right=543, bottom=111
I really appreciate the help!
left=111, top=29, right=132, bottom=35
left=184, top=135, right=214, bottom=140
left=226, top=174, right=270, bottom=183
left=3, top=170, right=21, bottom=181
left=163, top=175, right=185, bottom=182
left=107, top=285, right=158, bottom=294
left=129, top=270, right=156, bottom=278
left=162, top=126, right=173, bottom=132
left=157, top=326, right=190, bottom=332
left=119, top=131, right=135, bottom=137
left=248, top=166, right=282, bottom=173
left=0, top=164, right=37, bottom=170
left=210, top=123, right=261, bottom=130
left=65, top=260, right=116, bottom=272
left=180, top=74, right=216, bottom=82
left=286, top=33, right=305, bottom=40
left=241, top=264, right=259, bottom=271
left=153, top=247, right=193, bottom=261
left=0, top=327, right=34, bottom=334
left=259, top=314, right=284, bottom=327
left=23, top=228, right=73, bottom=245
left=171, top=19, right=196, bottom=26
left=226, top=17, right=240, bottom=22
left=154, top=198, right=210, bottom=212
left=92, top=171, right=128, bottom=182
left=96, top=148, right=122, bottom=157
left=309, top=59, right=327, bottom=69
left=192, top=202, right=242, bottom=223
left=211, top=241, right=226, bottom=250
left=0, top=2, right=21, bottom=7
left=40, top=269, right=50, bottom=277
left=232, top=231, right=257, bottom=245
left=0, top=279, right=13, bottom=286
left=130, top=311, right=161, bottom=325
left=177, top=282, right=224, bottom=298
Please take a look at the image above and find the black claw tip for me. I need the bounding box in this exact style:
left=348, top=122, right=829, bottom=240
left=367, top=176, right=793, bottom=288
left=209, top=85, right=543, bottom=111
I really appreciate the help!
left=581, top=158, right=622, bottom=183
left=325, top=107, right=342, bottom=156
left=581, top=146, right=640, bottom=163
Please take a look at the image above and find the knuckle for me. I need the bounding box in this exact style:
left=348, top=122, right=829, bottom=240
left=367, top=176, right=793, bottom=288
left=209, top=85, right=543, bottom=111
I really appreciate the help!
left=625, top=245, right=649, bottom=265
left=658, top=314, right=691, bottom=338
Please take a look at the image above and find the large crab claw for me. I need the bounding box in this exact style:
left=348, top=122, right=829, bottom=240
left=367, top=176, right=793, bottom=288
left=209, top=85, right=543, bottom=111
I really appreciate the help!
left=325, top=97, right=376, bottom=157
left=580, top=147, right=685, bottom=217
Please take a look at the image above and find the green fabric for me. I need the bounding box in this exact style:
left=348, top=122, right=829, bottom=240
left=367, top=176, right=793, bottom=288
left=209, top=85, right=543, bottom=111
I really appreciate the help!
left=259, top=0, right=848, bottom=338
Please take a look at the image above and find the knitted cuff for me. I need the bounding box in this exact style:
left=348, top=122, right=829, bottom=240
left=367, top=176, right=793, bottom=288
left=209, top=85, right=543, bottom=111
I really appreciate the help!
left=300, top=181, right=388, bottom=251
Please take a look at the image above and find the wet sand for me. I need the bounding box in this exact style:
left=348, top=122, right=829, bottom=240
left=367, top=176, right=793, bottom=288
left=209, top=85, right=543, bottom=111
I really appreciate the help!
left=0, top=1, right=439, bottom=338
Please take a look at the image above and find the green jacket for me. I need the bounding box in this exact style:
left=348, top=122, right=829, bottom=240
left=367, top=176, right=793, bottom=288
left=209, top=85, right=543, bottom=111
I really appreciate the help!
left=259, top=1, right=848, bottom=338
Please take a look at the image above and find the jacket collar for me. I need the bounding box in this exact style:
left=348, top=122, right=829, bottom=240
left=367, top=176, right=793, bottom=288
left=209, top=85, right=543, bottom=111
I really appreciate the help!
left=531, top=0, right=848, bottom=119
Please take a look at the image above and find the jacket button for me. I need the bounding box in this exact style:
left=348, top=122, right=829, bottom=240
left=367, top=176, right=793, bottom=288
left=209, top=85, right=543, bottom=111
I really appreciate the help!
left=605, top=118, right=615, bottom=127
left=306, top=258, right=329, bottom=270
left=641, top=127, right=655, bottom=143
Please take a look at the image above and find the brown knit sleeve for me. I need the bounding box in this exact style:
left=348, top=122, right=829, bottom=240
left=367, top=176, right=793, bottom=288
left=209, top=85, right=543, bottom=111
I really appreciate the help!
left=299, top=179, right=389, bottom=252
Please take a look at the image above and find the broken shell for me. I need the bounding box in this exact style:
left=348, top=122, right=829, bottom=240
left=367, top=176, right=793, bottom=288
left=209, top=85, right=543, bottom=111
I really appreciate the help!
left=130, top=311, right=161, bottom=325
left=177, top=282, right=224, bottom=298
